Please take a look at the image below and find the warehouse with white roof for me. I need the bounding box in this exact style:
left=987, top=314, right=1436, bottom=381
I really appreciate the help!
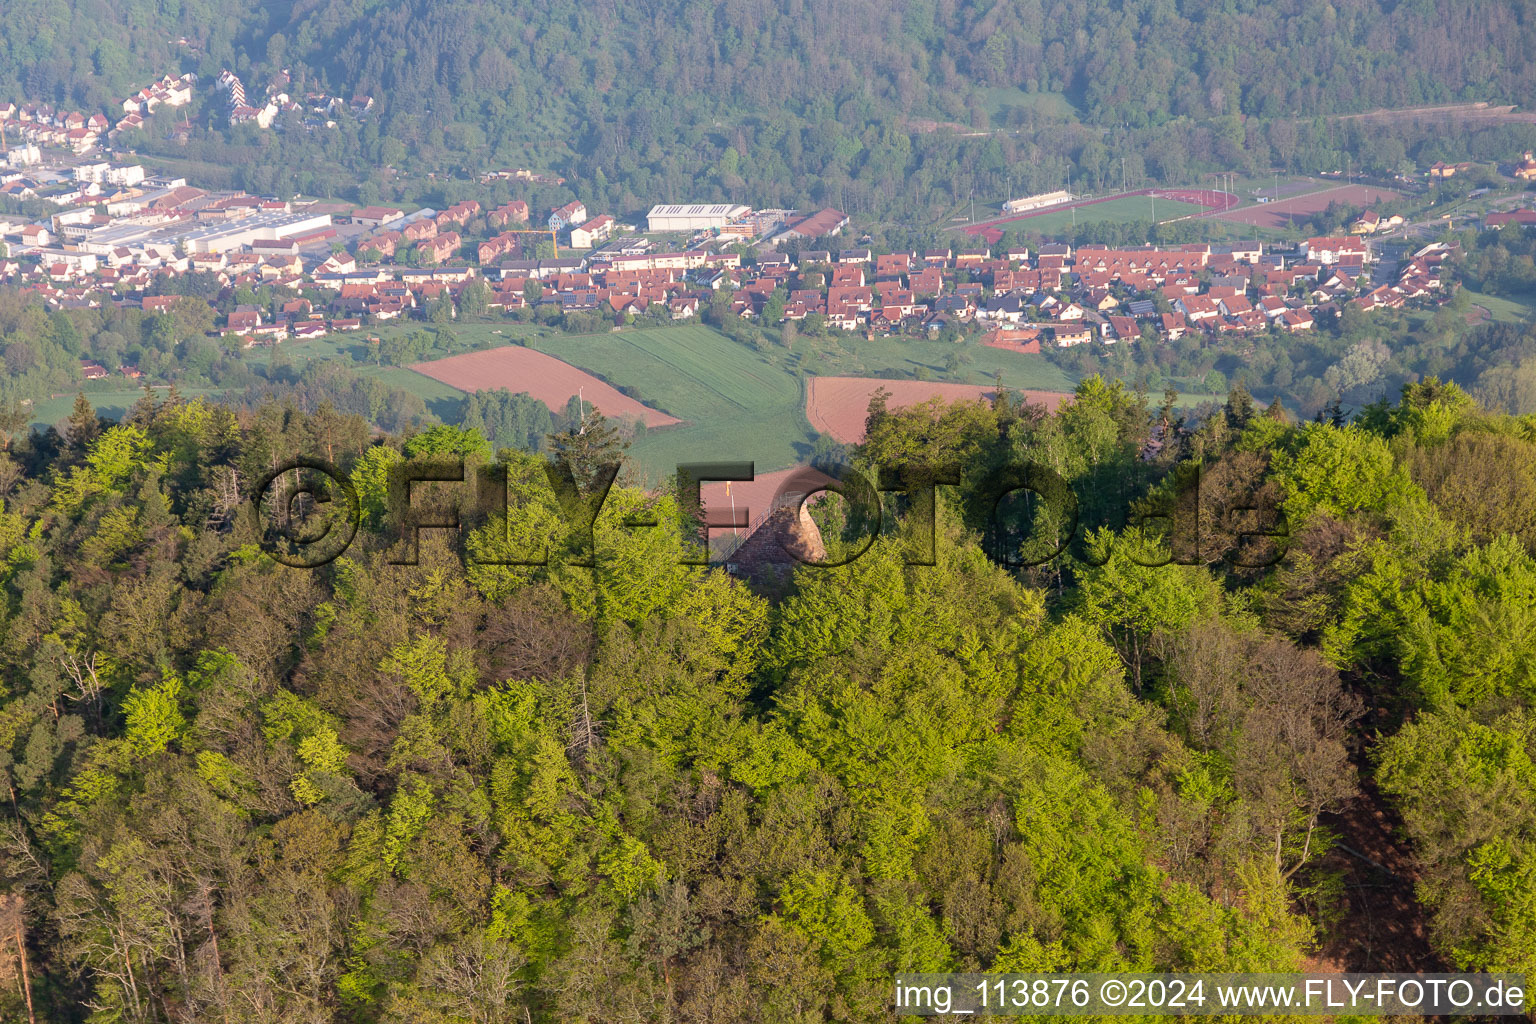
left=646, top=203, right=751, bottom=232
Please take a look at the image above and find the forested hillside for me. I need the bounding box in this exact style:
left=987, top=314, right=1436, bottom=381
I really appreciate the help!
left=1, top=378, right=1535, bottom=1020
left=12, top=1, right=1536, bottom=214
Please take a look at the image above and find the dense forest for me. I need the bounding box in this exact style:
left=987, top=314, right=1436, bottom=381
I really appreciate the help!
left=0, top=376, right=1534, bottom=1020
left=11, top=2, right=1536, bottom=217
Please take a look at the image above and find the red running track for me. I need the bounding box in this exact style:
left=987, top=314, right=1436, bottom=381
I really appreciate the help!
left=962, top=188, right=1239, bottom=244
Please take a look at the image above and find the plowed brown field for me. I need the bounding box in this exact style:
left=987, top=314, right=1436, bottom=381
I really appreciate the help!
left=412, top=346, right=681, bottom=427
left=806, top=376, right=1071, bottom=443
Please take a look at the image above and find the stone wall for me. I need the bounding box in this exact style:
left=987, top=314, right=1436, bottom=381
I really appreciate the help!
left=724, top=501, right=826, bottom=595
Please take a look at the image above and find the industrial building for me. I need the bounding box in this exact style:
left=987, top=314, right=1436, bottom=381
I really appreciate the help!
left=164, top=211, right=332, bottom=254
left=774, top=208, right=849, bottom=244
left=646, top=203, right=752, bottom=232
left=78, top=210, right=333, bottom=256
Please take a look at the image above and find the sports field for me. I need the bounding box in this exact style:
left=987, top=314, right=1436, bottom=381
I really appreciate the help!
left=999, top=195, right=1207, bottom=235
left=1215, top=184, right=1403, bottom=229
left=963, top=188, right=1230, bottom=242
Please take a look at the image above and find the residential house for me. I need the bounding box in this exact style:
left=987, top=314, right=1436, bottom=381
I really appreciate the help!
left=1108, top=315, right=1139, bottom=342
left=1300, top=236, right=1369, bottom=265
left=1258, top=295, right=1288, bottom=318
left=478, top=232, right=521, bottom=264
left=489, top=201, right=529, bottom=227
left=402, top=219, right=438, bottom=242
left=1050, top=324, right=1093, bottom=347
left=319, top=253, right=356, bottom=275
left=1280, top=308, right=1314, bottom=331
left=830, top=264, right=866, bottom=287
left=954, top=248, right=989, bottom=267
left=366, top=231, right=402, bottom=258
left=1175, top=295, right=1219, bottom=321
left=1160, top=312, right=1189, bottom=341
left=981, top=293, right=1028, bottom=322
left=549, top=201, right=588, bottom=230
left=224, top=309, right=261, bottom=335
left=425, top=231, right=461, bottom=264
left=1351, top=210, right=1381, bottom=234
left=570, top=214, right=614, bottom=249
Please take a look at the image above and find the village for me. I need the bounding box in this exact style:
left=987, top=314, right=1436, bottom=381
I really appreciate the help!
left=0, top=64, right=367, bottom=158
left=0, top=137, right=1507, bottom=385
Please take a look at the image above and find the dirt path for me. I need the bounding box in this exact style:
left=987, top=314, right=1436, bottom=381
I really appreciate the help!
left=1308, top=772, right=1440, bottom=971
left=1323, top=101, right=1536, bottom=126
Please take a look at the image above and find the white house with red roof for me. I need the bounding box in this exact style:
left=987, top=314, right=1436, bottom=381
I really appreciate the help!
left=1300, top=237, right=1369, bottom=265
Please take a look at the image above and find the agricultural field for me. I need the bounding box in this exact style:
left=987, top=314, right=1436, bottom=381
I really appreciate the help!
left=28, top=321, right=1087, bottom=481
left=244, top=334, right=376, bottom=366
left=246, top=334, right=469, bottom=418
left=806, top=377, right=1072, bottom=443
left=412, top=346, right=681, bottom=428
left=364, top=366, right=475, bottom=418
left=316, top=321, right=1089, bottom=479
left=388, top=323, right=1088, bottom=477
left=534, top=325, right=811, bottom=480
left=28, top=387, right=225, bottom=427
left=794, top=331, right=1077, bottom=393
left=1463, top=289, right=1536, bottom=325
